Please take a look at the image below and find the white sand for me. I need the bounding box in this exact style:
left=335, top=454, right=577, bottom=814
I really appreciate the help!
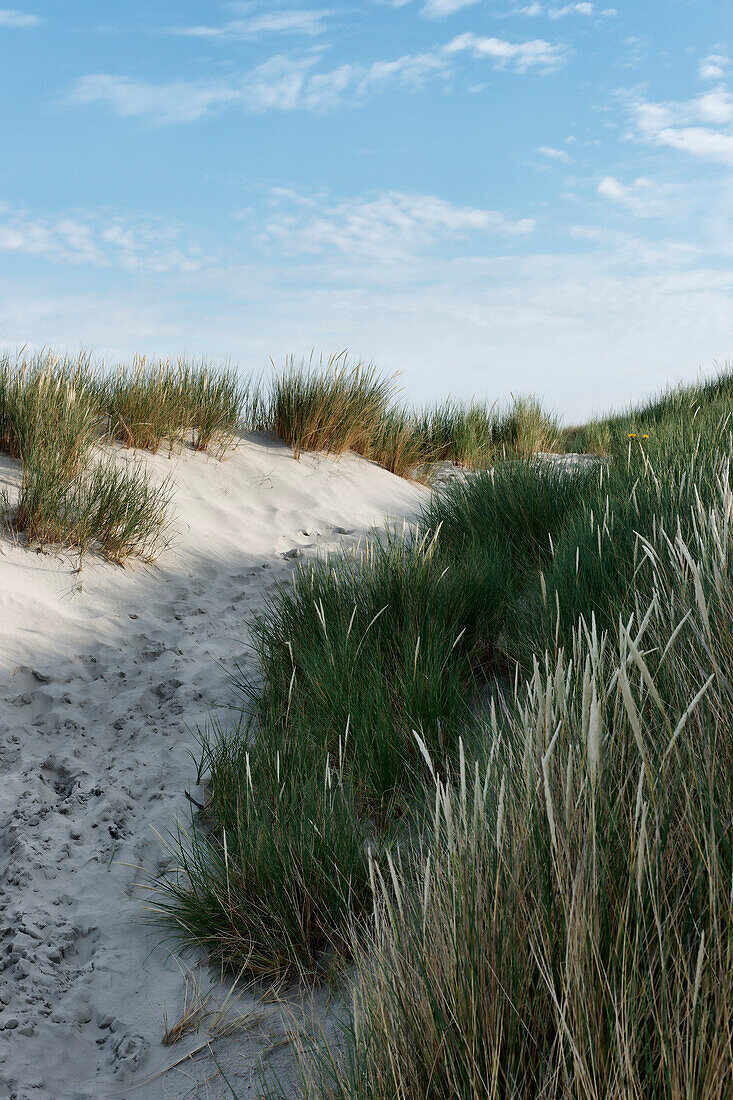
left=0, top=434, right=426, bottom=1099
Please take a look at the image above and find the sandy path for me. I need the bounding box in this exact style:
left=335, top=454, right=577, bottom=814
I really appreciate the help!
left=0, top=435, right=426, bottom=1099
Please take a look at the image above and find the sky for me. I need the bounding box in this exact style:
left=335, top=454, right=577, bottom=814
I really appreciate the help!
left=0, top=1, right=731, bottom=420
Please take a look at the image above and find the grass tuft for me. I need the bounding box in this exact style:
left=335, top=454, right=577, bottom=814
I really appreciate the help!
left=151, top=722, right=371, bottom=979
left=104, top=356, right=245, bottom=456
left=265, top=352, right=396, bottom=460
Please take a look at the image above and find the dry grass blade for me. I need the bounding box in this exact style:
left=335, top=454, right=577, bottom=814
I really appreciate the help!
left=162, top=972, right=212, bottom=1046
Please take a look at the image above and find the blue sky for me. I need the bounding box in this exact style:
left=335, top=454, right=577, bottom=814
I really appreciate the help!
left=0, top=0, right=731, bottom=419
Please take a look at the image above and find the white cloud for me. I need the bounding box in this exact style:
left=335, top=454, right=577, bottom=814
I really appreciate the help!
left=633, top=87, right=733, bottom=166
left=70, top=75, right=240, bottom=123
left=597, top=176, right=672, bottom=217
left=445, top=33, right=566, bottom=73
left=548, top=3, right=593, bottom=17
left=700, top=54, right=729, bottom=81
left=539, top=145, right=571, bottom=161
left=0, top=204, right=208, bottom=271
left=69, top=49, right=449, bottom=122
left=359, top=51, right=447, bottom=91
left=70, top=26, right=570, bottom=125
left=173, top=9, right=333, bottom=39
left=649, top=127, right=733, bottom=163
left=421, top=0, right=481, bottom=17
left=527, top=2, right=616, bottom=15
left=0, top=8, right=39, bottom=27
left=263, top=189, right=535, bottom=259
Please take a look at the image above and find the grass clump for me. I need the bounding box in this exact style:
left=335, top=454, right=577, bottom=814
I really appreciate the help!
left=152, top=722, right=371, bottom=979
left=104, top=356, right=245, bottom=456
left=493, top=394, right=559, bottom=457
left=13, top=453, right=173, bottom=562
left=262, top=353, right=559, bottom=475
left=294, top=474, right=733, bottom=1098
left=266, top=353, right=396, bottom=460
left=414, top=399, right=499, bottom=468
left=0, top=351, right=101, bottom=472
left=250, top=528, right=510, bottom=814
left=415, top=396, right=559, bottom=470
left=0, top=351, right=174, bottom=561
left=362, top=406, right=429, bottom=479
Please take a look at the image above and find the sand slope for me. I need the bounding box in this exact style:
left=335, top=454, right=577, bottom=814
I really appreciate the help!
left=0, top=435, right=426, bottom=1099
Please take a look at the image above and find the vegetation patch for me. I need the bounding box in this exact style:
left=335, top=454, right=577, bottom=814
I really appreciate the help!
left=154, top=369, right=733, bottom=1097
left=0, top=350, right=246, bottom=560
left=104, top=356, right=246, bottom=456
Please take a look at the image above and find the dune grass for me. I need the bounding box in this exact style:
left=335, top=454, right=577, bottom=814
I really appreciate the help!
left=151, top=366, right=733, bottom=1098
left=562, top=368, right=733, bottom=458
left=104, top=356, right=246, bottom=456
left=152, top=720, right=371, bottom=979
left=0, top=350, right=248, bottom=560
left=291, top=462, right=733, bottom=1099
left=250, top=528, right=511, bottom=812
left=0, top=347, right=561, bottom=564
left=261, top=353, right=559, bottom=475
left=11, top=451, right=174, bottom=562
left=0, top=352, right=101, bottom=472
left=361, top=406, right=429, bottom=479
left=264, top=353, right=396, bottom=460
left=415, top=395, right=559, bottom=469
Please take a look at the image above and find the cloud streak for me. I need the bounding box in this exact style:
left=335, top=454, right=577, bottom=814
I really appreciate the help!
left=69, top=30, right=568, bottom=123
left=0, top=8, right=40, bottom=28
left=172, top=8, right=334, bottom=39
left=0, top=204, right=208, bottom=271
left=445, top=32, right=567, bottom=72
left=421, top=0, right=481, bottom=17
left=597, top=175, right=673, bottom=217
left=263, top=189, right=535, bottom=260
left=633, top=86, right=733, bottom=165
left=70, top=50, right=448, bottom=122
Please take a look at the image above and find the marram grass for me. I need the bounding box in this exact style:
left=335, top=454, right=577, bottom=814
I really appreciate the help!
left=287, top=461, right=733, bottom=1100
left=0, top=350, right=246, bottom=560
left=104, top=355, right=246, bottom=456
left=151, top=368, right=733, bottom=1098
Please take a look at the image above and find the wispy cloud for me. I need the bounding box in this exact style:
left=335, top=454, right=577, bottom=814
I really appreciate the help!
left=0, top=203, right=208, bottom=271
left=263, top=189, right=535, bottom=260
left=549, top=3, right=593, bottom=16
left=597, top=175, right=673, bottom=217
left=172, top=8, right=334, bottom=39
left=700, top=54, right=729, bottom=81
left=70, top=49, right=448, bottom=123
left=70, top=24, right=569, bottom=125
left=420, top=0, right=481, bottom=17
left=445, top=32, right=567, bottom=72
left=514, top=2, right=616, bottom=15
left=632, top=85, right=733, bottom=165
left=0, top=8, right=40, bottom=28
left=539, top=144, right=572, bottom=161
left=70, top=75, right=236, bottom=123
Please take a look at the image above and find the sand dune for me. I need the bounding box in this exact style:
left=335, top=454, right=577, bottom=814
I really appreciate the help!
left=0, top=435, right=426, bottom=1098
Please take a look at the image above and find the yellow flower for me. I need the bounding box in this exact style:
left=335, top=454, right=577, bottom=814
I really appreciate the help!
left=628, top=433, right=636, bottom=439
left=642, top=434, right=649, bottom=439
